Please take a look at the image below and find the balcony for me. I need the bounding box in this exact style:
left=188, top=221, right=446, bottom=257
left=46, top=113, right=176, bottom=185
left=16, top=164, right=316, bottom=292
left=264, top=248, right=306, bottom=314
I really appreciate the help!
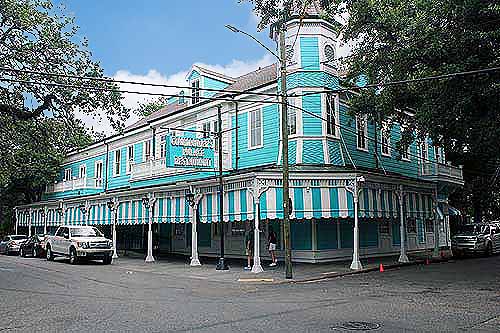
left=46, top=177, right=104, bottom=193
left=419, top=162, right=464, bottom=186
left=130, top=154, right=228, bottom=181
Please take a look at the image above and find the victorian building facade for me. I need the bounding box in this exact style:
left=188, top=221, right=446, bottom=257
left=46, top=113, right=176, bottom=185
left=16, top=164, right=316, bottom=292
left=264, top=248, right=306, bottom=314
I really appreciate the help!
left=14, top=5, right=463, bottom=269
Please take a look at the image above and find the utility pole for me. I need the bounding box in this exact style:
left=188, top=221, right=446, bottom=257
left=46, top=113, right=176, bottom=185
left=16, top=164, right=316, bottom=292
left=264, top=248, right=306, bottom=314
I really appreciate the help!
left=279, top=27, right=292, bottom=279
left=216, top=105, right=228, bottom=270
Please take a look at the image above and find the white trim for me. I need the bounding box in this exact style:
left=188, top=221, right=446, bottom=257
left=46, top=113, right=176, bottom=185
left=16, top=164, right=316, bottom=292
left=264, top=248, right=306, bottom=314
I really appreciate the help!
left=126, top=145, right=134, bottom=175
left=248, top=107, right=264, bottom=150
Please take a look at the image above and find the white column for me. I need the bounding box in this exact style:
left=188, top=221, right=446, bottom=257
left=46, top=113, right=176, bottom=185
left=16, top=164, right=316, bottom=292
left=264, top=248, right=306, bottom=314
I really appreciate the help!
left=350, top=180, right=362, bottom=270
left=190, top=198, right=201, bottom=266
left=145, top=204, right=155, bottom=263
left=252, top=200, right=264, bottom=273
left=432, top=192, right=440, bottom=258
left=14, top=210, right=18, bottom=235
left=43, top=207, right=48, bottom=235
left=28, top=209, right=32, bottom=237
left=112, top=206, right=118, bottom=259
left=398, top=186, right=409, bottom=263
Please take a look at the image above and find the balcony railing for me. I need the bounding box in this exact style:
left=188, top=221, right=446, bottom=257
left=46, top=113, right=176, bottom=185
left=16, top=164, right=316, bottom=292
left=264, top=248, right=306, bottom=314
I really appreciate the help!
left=420, top=162, right=464, bottom=183
left=130, top=154, right=227, bottom=181
left=46, top=177, right=103, bottom=193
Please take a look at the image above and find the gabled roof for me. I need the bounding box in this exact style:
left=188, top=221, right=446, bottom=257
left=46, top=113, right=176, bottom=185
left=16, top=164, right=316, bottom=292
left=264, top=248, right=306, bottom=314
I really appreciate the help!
left=125, top=63, right=278, bottom=131
left=186, top=65, right=236, bottom=84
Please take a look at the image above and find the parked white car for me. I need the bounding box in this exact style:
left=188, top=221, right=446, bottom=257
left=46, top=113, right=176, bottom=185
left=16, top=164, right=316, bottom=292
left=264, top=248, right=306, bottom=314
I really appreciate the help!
left=452, top=223, right=500, bottom=256
left=45, top=226, right=113, bottom=264
left=0, top=235, right=27, bottom=255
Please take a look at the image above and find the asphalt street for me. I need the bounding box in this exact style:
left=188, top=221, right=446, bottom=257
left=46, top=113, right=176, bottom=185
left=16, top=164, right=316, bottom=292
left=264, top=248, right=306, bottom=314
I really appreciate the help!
left=0, top=254, right=498, bottom=332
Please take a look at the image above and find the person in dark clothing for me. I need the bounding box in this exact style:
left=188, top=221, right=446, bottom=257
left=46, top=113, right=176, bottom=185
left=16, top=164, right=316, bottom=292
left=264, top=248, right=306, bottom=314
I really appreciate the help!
left=268, top=226, right=277, bottom=266
left=244, top=228, right=254, bottom=270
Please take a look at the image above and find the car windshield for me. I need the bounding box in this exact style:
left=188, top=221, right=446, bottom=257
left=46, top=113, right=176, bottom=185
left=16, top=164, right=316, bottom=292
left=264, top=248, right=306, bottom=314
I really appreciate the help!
left=70, top=227, right=103, bottom=238
left=458, top=225, right=488, bottom=235
left=11, top=235, right=26, bottom=240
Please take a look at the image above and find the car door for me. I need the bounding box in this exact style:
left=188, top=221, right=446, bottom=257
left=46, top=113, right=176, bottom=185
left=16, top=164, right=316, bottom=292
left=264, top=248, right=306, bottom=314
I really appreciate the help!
left=0, top=237, right=7, bottom=253
left=53, top=227, right=65, bottom=253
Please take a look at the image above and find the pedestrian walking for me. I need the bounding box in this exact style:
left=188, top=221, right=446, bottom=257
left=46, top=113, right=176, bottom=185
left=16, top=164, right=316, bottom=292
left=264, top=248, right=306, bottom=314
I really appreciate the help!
left=244, top=228, right=254, bottom=270
left=268, top=226, right=277, bottom=266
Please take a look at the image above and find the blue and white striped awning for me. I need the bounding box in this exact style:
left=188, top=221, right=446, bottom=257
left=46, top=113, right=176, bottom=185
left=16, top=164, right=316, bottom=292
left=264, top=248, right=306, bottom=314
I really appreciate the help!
left=155, top=196, right=190, bottom=224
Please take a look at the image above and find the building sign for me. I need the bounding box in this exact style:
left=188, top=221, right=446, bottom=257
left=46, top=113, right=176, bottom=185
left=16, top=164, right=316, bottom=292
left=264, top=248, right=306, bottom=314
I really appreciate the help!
left=165, top=135, right=214, bottom=168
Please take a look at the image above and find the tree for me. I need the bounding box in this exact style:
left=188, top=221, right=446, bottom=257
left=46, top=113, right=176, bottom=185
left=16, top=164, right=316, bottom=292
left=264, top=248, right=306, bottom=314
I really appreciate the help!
left=0, top=0, right=129, bottom=233
left=244, top=0, right=500, bottom=221
left=133, top=97, right=168, bottom=118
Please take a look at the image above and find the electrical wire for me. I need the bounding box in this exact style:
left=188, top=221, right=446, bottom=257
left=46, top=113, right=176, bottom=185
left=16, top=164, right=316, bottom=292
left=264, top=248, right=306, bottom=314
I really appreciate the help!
left=0, top=67, right=281, bottom=98
left=0, top=77, right=280, bottom=105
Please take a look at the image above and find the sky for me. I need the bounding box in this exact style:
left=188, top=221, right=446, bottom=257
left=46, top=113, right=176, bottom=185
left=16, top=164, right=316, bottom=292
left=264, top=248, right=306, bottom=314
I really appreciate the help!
left=56, top=0, right=278, bottom=133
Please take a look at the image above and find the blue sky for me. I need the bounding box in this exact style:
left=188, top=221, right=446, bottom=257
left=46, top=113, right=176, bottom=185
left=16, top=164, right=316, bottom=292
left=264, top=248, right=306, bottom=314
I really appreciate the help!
left=57, top=0, right=277, bottom=132
left=60, top=0, right=275, bottom=76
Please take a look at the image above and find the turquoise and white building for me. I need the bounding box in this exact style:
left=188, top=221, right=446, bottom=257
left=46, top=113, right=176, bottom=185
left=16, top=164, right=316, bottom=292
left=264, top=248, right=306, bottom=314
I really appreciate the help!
left=14, top=3, right=463, bottom=268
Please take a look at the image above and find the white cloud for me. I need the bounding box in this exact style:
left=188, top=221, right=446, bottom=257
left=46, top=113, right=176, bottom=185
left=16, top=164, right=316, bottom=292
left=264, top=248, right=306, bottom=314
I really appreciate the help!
left=78, top=54, right=274, bottom=136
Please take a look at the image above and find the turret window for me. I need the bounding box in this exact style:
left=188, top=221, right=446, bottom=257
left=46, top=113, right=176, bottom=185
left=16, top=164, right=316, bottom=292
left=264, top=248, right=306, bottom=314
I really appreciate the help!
left=380, top=122, right=391, bottom=156
left=326, top=94, right=338, bottom=137
left=287, top=97, right=296, bottom=135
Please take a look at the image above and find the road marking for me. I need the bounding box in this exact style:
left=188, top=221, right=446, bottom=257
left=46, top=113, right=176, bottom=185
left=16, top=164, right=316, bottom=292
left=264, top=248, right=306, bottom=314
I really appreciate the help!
left=238, top=278, right=274, bottom=283
left=321, top=271, right=338, bottom=275
left=0, top=267, right=13, bottom=271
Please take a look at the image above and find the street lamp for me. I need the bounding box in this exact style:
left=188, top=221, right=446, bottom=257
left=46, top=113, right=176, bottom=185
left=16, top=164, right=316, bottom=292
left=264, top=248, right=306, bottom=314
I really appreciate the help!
left=186, top=189, right=202, bottom=267
left=226, top=23, right=293, bottom=278
left=107, top=199, right=119, bottom=259
left=78, top=204, right=87, bottom=226
left=142, top=194, right=156, bottom=263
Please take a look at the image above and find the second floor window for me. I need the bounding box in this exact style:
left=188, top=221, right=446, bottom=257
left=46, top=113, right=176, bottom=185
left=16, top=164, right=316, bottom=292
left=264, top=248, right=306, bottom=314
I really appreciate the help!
left=144, top=140, right=152, bottom=161
left=160, top=136, right=167, bottom=161
left=356, top=115, right=368, bottom=150
left=401, top=145, right=411, bottom=161
left=191, top=80, right=200, bottom=104
left=287, top=97, right=296, bottom=135
left=114, top=150, right=121, bottom=176
left=95, top=161, right=103, bottom=187
left=202, top=122, right=211, bottom=138
left=249, top=109, right=262, bottom=148
left=127, top=145, right=134, bottom=174
left=64, top=168, right=72, bottom=181
left=326, top=94, right=337, bottom=136
left=79, top=164, right=86, bottom=179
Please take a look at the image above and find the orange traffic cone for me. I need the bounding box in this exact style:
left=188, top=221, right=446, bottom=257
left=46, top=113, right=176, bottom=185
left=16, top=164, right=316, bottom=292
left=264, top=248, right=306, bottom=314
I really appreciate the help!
left=379, top=263, right=384, bottom=272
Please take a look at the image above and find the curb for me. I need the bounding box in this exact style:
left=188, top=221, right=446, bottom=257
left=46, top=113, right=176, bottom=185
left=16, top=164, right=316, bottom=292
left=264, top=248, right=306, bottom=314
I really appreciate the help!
left=279, top=258, right=451, bottom=284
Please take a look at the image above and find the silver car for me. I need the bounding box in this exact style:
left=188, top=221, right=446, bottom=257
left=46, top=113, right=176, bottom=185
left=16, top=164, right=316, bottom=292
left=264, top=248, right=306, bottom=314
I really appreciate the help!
left=0, top=235, right=28, bottom=255
left=452, top=224, right=500, bottom=256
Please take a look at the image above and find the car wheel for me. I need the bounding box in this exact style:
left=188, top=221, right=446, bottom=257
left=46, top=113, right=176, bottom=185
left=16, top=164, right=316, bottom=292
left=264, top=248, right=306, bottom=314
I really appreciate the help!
left=19, top=248, right=24, bottom=257
left=103, top=255, right=112, bottom=265
left=46, top=246, right=54, bottom=261
left=69, top=248, right=78, bottom=265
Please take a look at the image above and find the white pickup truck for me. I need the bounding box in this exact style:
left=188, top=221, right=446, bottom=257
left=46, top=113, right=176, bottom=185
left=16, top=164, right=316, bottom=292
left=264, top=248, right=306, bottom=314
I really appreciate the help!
left=45, top=225, right=113, bottom=264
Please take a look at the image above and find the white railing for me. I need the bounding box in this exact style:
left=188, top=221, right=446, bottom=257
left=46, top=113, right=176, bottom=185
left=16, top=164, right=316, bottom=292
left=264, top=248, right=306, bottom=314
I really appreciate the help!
left=420, top=162, right=463, bottom=182
left=46, top=177, right=103, bottom=193
left=130, top=153, right=229, bottom=180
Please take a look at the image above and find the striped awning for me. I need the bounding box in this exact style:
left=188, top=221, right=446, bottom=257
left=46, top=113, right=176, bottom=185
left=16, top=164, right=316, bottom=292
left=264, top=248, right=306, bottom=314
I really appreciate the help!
left=155, top=196, right=190, bottom=224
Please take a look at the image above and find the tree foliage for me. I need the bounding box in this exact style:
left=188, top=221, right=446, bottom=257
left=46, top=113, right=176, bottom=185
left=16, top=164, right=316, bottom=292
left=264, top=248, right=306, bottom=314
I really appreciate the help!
left=245, top=0, right=500, bottom=220
left=0, top=0, right=129, bottom=233
left=132, top=97, right=168, bottom=118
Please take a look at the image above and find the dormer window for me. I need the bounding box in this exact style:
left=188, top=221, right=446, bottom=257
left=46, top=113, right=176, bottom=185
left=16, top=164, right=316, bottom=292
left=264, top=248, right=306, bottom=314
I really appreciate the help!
left=191, top=80, right=200, bottom=104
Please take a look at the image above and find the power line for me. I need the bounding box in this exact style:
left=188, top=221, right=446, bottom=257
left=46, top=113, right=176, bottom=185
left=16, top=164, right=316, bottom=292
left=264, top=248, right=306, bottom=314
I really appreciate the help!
left=290, top=0, right=309, bottom=51
left=295, top=66, right=500, bottom=98
left=0, top=77, right=280, bottom=106
left=0, top=67, right=281, bottom=98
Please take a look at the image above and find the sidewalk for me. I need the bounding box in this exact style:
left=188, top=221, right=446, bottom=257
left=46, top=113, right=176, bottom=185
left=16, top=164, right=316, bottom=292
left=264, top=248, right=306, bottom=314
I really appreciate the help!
left=111, top=250, right=441, bottom=284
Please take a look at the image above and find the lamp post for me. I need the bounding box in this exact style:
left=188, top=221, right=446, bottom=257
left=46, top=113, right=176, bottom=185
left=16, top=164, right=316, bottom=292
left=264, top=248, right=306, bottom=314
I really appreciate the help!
left=226, top=23, right=293, bottom=278
left=346, top=175, right=365, bottom=270
left=397, top=185, right=409, bottom=263
left=142, top=194, right=156, bottom=263
left=28, top=209, right=32, bottom=237
left=107, top=199, right=119, bottom=259
left=186, top=189, right=202, bottom=266
left=215, top=105, right=228, bottom=271
left=78, top=203, right=89, bottom=226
